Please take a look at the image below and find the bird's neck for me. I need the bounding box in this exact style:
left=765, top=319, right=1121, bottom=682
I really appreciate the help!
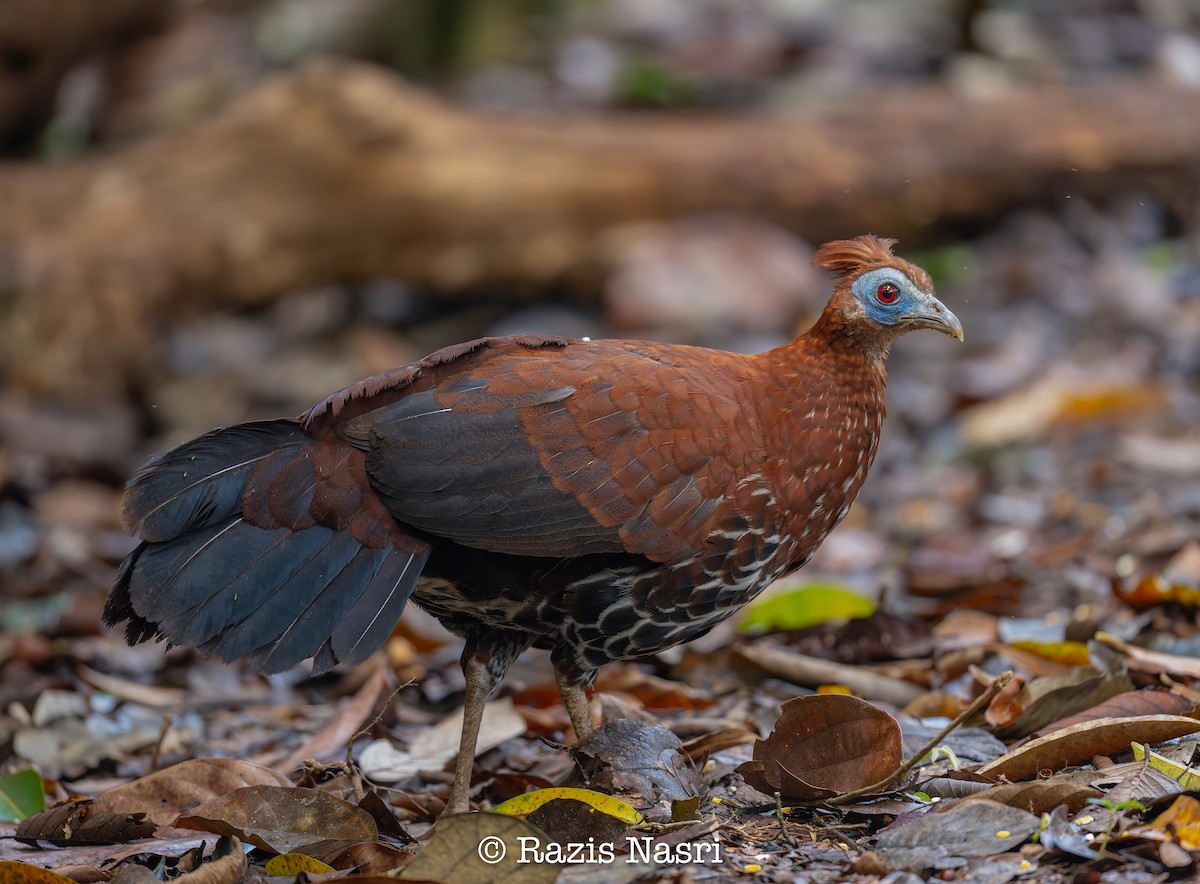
left=753, top=324, right=889, bottom=572
left=762, top=310, right=890, bottom=394
left=804, top=300, right=894, bottom=366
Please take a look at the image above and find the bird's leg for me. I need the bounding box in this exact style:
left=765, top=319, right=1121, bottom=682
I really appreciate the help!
left=554, top=664, right=595, bottom=741
left=444, top=652, right=491, bottom=816
left=443, top=629, right=529, bottom=816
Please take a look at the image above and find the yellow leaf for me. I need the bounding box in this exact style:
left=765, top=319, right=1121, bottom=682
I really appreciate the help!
left=1008, top=640, right=1091, bottom=667
left=491, top=788, right=644, bottom=825
left=1131, top=742, right=1200, bottom=790
left=1116, top=573, right=1200, bottom=610
left=0, top=861, right=77, bottom=884
left=1060, top=384, right=1167, bottom=420
left=816, top=684, right=852, bottom=695
left=1147, top=796, right=1200, bottom=850
left=264, top=853, right=336, bottom=876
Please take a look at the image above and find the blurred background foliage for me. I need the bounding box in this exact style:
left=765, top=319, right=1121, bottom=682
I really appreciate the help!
left=1, top=0, right=1199, bottom=672
left=9, top=0, right=1199, bottom=154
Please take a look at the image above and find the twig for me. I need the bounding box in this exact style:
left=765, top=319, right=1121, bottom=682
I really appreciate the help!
left=736, top=644, right=923, bottom=707
left=344, top=679, right=413, bottom=798
left=826, top=670, right=1014, bottom=807
left=774, top=791, right=795, bottom=845
left=148, top=714, right=173, bottom=775
left=345, top=679, right=412, bottom=769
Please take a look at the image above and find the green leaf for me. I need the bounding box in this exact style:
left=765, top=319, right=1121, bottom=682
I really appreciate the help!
left=739, top=584, right=875, bottom=633
left=616, top=55, right=694, bottom=107
left=0, top=769, right=44, bottom=822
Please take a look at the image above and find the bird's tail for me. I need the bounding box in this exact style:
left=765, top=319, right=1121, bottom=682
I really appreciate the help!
left=105, top=420, right=428, bottom=674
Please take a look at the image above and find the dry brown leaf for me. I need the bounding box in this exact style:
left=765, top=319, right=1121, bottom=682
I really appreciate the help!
left=1103, top=759, right=1185, bottom=806
left=1007, top=640, right=1092, bottom=668
left=991, top=643, right=1132, bottom=739
left=932, top=609, right=999, bottom=653
left=175, top=786, right=377, bottom=855
left=16, top=802, right=155, bottom=846
left=297, top=838, right=409, bottom=874
left=1097, top=632, right=1200, bottom=678
left=904, top=691, right=968, bottom=719
left=984, top=675, right=1026, bottom=730
left=399, top=813, right=558, bottom=883
left=357, top=790, right=414, bottom=844
left=978, top=715, right=1200, bottom=782
left=962, top=781, right=1103, bottom=815
left=875, top=799, right=1040, bottom=869
left=92, top=758, right=291, bottom=828
left=736, top=695, right=901, bottom=800
left=1116, top=546, right=1200, bottom=609
left=524, top=797, right=633, bottom=851
left=1032, top=687, right=1198, bottom=739
left=595, top=666, right=714, bottom=710
left=0, top=832, right=212, bottom=872
left=679, top=727, right=757, bottom=762
left=176, top=836, right=246, bottom=884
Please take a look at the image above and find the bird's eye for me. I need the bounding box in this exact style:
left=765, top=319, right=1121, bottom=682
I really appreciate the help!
left=876, top=283, right=900, bottom=304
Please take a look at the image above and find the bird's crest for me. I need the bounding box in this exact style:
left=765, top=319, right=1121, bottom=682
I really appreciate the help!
left=813, top=235, right=932, bottom=291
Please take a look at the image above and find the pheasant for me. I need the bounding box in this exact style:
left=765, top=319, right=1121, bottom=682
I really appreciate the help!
left=106, top=235, right=961, bottom=813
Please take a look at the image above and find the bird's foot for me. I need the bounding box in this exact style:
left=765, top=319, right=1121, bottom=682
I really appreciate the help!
left=440, top=781, right=473, bottom=817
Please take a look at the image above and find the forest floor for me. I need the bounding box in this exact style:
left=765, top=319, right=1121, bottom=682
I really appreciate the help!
left=3, top=210, right=1200, bottom=883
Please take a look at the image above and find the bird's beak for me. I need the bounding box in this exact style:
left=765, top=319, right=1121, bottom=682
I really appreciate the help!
left=903, top=295, right=964, bottom=341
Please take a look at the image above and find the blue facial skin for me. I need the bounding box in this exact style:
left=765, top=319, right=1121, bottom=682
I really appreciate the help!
left=849, top=267, right=963, bottom=339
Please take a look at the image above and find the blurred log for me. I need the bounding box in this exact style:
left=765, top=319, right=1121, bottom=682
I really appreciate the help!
left=3, top=59, right=1200, bottom=401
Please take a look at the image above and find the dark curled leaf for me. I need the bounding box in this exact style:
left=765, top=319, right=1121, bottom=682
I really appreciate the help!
left=358, top=789, right=415, bottom=844
left=737, top=694, right=902, bottom=800
left=16, top=800, right=156, bottom=846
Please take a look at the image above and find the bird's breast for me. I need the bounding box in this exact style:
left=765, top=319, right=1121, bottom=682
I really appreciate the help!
left=764, top=388, right=885, bottom=570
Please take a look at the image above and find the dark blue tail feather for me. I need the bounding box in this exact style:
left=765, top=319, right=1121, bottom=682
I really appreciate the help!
left=107, top=420, right=427, bottom=674
left=122, top=420, right=306, bottom=542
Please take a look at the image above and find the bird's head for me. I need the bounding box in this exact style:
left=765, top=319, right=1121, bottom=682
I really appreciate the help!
left=813, top=235, right=963, bottom=345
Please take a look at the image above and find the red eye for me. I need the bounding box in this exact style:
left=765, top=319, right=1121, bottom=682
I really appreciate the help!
left=876, top=283, right=899, bottom=304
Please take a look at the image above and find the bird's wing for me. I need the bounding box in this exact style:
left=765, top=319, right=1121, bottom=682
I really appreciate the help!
left=330, top=338, right=762, bottom=562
